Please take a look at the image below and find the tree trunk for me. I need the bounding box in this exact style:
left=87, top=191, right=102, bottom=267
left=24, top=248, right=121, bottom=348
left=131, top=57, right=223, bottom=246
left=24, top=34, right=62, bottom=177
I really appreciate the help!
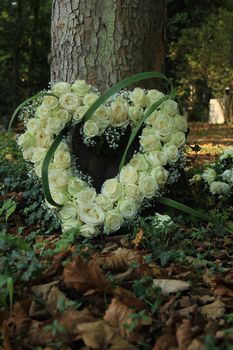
left=50, top=0, right=167, bottom=90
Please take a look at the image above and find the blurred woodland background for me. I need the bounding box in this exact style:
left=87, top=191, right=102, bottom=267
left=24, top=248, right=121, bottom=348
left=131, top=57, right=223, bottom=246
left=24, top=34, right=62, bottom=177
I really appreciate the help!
left=0, top=0, right=233, bottom=123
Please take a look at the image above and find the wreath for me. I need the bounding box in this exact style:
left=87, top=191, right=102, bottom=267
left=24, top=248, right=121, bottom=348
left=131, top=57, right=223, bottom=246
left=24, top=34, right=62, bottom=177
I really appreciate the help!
left=15, top=72, right=188, bottom=237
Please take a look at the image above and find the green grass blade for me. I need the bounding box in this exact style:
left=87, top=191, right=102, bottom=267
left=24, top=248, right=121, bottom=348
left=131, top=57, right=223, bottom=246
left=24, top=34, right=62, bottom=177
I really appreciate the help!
left=8, top=92, right=56, bottom=132
left=83, top=71, right=174, bottom=122
left=156, top=196, right=209, bottom=221
left=118, top=95, right=169, bottom=170
left=41, top=130, right=65, bottom=208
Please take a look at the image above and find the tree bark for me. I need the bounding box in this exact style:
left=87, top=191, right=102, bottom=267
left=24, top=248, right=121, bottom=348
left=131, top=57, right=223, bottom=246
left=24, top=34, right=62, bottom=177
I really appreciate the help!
left=50, top=0, right=167, bottom=90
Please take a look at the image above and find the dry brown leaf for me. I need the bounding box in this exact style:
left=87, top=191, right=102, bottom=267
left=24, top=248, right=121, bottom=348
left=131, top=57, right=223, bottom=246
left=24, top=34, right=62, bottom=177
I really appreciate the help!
left=2, top=321, right=13, bottom=350
left=176, top=319, right=193, bottom=350
left=153, top=279, right=191, bottom=294
left=57, top=309, right=95, bottom=336
left=187, top=339, right=204, bottom=350
left=76, top=320, right=136, bottom=349
left=112, top=287, right=145, bottom=310
left=200, top=298, right=225, bottom=319
left=152, top=330, right=177, bottom=350
left=104, top=297, right=133, bottom=337
left=94, top=247, right=141, bottom=271
left=63, top=255, right=108, bottom=293
left=7, top=302, right=31, bottom=338
left=23, top=320, right=55, bottom=347
left=31, top=281, right=72, bottom=316
left=132, top=228, right=144, bottom=248
left=43, top=248, right=73, bottom=277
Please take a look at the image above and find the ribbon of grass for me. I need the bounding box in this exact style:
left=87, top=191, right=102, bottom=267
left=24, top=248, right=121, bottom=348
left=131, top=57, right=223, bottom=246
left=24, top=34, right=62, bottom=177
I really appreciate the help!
left=8, top=92, right=56, bottom=132
left=156, top=196, right=209, bottom=221
left=41, top=129, right=65, bottom=208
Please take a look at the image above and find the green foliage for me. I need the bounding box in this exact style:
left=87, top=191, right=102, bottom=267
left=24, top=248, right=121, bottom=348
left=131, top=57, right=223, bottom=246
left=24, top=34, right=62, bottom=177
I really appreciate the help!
left=0, top=0, right=52, bottom=122
left=167, top=1, right=233, bottom=119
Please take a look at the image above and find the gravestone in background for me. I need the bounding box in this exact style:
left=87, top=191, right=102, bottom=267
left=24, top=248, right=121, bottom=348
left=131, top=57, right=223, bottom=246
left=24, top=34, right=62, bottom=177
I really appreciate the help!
left=209, top=98, right=225, bottom=124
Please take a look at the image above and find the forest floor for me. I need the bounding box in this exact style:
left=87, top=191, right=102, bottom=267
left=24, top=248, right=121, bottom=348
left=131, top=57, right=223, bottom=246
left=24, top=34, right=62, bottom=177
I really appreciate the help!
left=1, top=122, right=233, bottom=350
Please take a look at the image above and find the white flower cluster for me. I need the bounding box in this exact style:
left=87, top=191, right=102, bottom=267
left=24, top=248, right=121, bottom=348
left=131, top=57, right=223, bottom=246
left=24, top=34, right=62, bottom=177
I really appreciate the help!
left=17, top=80, right=187, bottom=236
left=198, top=146, right=233, bottom=197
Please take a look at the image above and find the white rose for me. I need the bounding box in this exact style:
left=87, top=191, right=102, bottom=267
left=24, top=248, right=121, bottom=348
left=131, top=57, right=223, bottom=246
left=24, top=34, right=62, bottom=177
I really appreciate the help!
left=130, top=88, right=147, bottom=108
left=79, top=224, right=98, bottom=237
left=153, top=213, right=173, bottom=229
left=52, top=82, right=71, bottom=96
left=146, top=150, right=167, bottom=167
left=59, top=93, right=81, bottom=112
left=54, top=150, right=71, bottom=169
left=57, top=142, right=69, bottom=152
left=78, top=204, right=105, bottom=226
left=49, top=190, right=69, bottom=206
left=140, top=134, right=162, bottom=152
left=18, top=131, right=35, bottom=148
left=35, top=106, right=51, bottom=119
left=111, top=97, right=129, bottom=127
left=95, top=194, right=113, bottom=211
left=46, top=117, right=65, bottom=134
left=61, top=217, right=81, bottom=232
left=31, top=147, right=47, bottom=164
left=120, top=165, right=138, bottom=184
left=35, top=128, right=53, bottom=148
left=53, top=109, right=71, bottom=124
left=76, top=188, right=97, bottom=204
left=118, top=198, right=137, bottom=220
left=68, top=177, right=85, bottom=197
left=154, top=113, right=174, bottom=141
left=128, top=106, right=143, bottom=124
left=151, top=166, right=168, bottom=186
left=59, top=201, right=78, bottom=220
left=42, top=96, right=59, bottom=110
left=104, top=209, right=124, bottom=232
left=22, top=146, right=35, bottom=162
left=210, top=181, right=230, bottom=195
left=48, top=169, right=70, bottom=190
left=26, top=118, right=42, bottom=133
left=83, top=120, right=99, bottom=138
left=146, top=89, right=164, bottom=106
left=93, top=106, right=112, bottom=130
left=124, top=184, right=142, bottom=202
left=202, top=168, right=216, bottom=185
left=221, top=170, right=233, bottom=183
left=141, top=126, right=155, bottom=137
left=163, top=145, right=179, bottom=163
left=174, top=115, right=188, bottom=133
left=160, top=99, right=178, bottom=116
left=129, top=154, right=149, bottom=172
left=102, top=179, right=122, bottom=202
left=71, top=80, right=91, bottom=96
left=83, top=92, right=99, bottom=106
left=73, top=106, right=89, bottom=123
left=139, top=173, right=158, bottom=198
left=144, top=110, right=158, bottom=127
left=220, top=147, right=233, bottom=161
left=170, top=132, right=186, bottom=148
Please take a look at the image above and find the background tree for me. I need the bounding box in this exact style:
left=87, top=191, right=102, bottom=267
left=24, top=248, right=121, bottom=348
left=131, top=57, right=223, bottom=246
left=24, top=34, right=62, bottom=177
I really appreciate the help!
left=0, top=0, right=51, bottom=121
left=50, top=0, right=167, bottom=91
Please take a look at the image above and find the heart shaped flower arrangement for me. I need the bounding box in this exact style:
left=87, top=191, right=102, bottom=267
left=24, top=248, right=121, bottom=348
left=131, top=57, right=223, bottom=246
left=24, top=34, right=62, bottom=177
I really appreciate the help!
left=16, top=72, right=188, bottom=237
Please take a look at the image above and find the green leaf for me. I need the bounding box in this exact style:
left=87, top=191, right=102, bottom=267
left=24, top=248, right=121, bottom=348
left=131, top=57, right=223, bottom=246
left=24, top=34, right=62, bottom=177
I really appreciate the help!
left=41, top=129, right=65, bottom=208
left=118, top=95, right=169, bottom=170
left=83, top=71, right=175, bottom=123
left=156, top=196, right=209, bottom=221
left=8, top=92, right=56, bottom=132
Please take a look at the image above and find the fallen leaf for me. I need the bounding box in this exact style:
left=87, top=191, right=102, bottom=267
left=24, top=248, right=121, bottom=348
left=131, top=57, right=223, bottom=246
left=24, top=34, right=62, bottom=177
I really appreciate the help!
left=7, top=302, right=31, bottom=338
left=187, top=339, right=204, bottom=350
left=2, top=321, right=13, bottom=350
left=76, top=320, right=136, bottom=349
left=63, top=255, right=108, bottom=293
left=152, top=329, right=177, bottom=350
left=176, top=319, right=193, bottom=350
left=112, top=287, right=145, bottom=310
left=94, top=247, right=141, bottom=272
left=57, top=309, right=95, bottom=337
left=43, top=248, right=73, bottom=277
left=31, top=281, right=73, bottom=316
left=153, top=279, right=191, bottom=294
left=132, top=228, right=144, bottom=248
left=200, top=298, right=225, bottom=319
